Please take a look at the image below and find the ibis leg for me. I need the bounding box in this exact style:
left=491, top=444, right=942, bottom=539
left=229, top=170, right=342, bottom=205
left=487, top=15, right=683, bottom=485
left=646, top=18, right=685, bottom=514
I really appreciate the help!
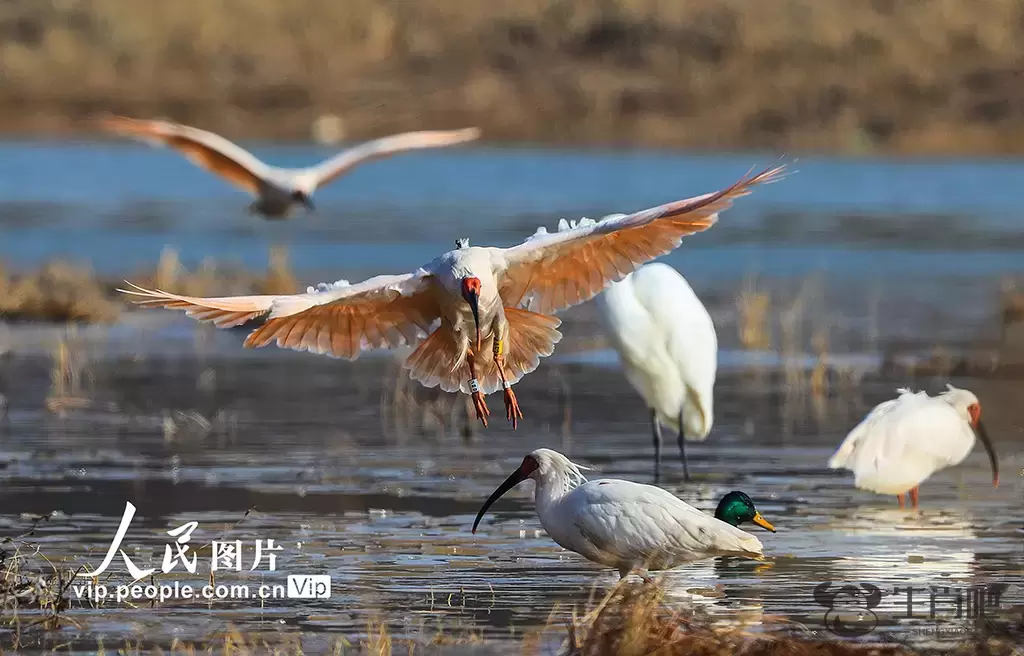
left=896, top=493, right=905, bottom=509
left=677, top=410, right=691, bottom=482
left=651, top=409, right=662, bottom=483
left=494, top=340, right=523, bottom=429
left=466, top=349, right=490, bottom=427
left=909, top=486, right=919, bottom=509
left=618, top=565, right=654, bottom=584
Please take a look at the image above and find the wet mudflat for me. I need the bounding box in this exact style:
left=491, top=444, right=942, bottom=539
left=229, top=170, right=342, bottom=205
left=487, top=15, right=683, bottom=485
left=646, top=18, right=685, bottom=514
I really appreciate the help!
left=0, top=147, right=1021, bottom=652
left=0, top=315, right=1019, bottom=653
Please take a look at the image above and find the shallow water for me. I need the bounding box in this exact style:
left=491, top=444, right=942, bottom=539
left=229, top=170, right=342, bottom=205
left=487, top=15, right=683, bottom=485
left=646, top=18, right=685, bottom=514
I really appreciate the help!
left=0, top=143, right=1022, bottom=652
left=0, top=344, right=1020, bottom=652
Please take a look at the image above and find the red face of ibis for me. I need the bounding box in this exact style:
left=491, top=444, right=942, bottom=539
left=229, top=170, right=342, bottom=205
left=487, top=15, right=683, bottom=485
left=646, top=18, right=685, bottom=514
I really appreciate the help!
left=968, top=402, right=981, bottom=427
left=966, top=402, right=998, bottom=488
left=461, top=277, right=482, bottom=350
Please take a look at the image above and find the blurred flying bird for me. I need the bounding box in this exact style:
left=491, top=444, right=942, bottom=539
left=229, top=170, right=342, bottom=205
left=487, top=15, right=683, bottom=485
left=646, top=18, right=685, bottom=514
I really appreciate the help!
left=118, top=164, right=787, bottom=428
left=471, top=448, right=776, bottom=580
left=98, top=115, right=481, bottom=219
left=595, top=261, right=717, bottom=482
left=828, top=384, right=999, bottom=508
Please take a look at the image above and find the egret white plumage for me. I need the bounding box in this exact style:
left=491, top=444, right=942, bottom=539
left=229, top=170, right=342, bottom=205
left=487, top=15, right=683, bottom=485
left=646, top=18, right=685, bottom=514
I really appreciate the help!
left=827, top=384, right=999, bottom=508
left=595, top=261, right=716, bottom=482
left=471, top=448, right=776, bottom=580
left=99, top=115, right=481, bottom=219
left=118, top=164, right=786, bottom=429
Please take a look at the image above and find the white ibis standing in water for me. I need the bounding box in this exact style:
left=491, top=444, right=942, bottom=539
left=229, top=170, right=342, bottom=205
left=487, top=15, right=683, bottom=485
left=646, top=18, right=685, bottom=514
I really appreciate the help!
left=99, top=115, right=481, bottom=219
left=828, top=384, right=999, bottom=509
left=595, top=261, right=717, bottom=482
left=471, top=448, right=776, bottom=580
left=119, top=164, right=787, bottom=428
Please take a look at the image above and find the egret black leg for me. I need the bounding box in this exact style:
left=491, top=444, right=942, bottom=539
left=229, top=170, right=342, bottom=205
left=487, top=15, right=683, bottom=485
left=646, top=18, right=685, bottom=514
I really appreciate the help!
left=678, top=410, right=691, bottom=482
left=651, top=409, right=662, bottom=483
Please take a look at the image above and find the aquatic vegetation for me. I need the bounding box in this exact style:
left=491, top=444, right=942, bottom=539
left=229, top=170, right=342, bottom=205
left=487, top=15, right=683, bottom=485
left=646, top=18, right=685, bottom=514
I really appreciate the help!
left=0, top=517, right=83, bottom=635
left=0, top=260, right=120, bottom=324
left=261, top=244, right=299, bottom=296
left=6, top=577, right=1016, bottom=654
left=0, top=246, right=299, bottom=324
left=564, top=581, right=1022, bottom=656
left=736, top=274, right=772, bottom=351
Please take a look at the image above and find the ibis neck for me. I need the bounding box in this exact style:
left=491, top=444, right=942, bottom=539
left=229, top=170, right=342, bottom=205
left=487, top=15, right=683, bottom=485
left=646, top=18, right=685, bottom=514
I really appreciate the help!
left=533, top=468, right=584, bottom=514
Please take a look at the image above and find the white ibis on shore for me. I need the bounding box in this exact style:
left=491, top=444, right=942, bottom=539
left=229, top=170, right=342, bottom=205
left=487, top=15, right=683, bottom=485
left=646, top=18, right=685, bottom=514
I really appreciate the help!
left=595, top=261, right=717, bottom=482
left=99, top=115, right=481, bottom=219
left=471, top=448, right=776, bottom=580
left=828, top=384, right=999, bottom=509
left=119, top=164, right=787, bottom=428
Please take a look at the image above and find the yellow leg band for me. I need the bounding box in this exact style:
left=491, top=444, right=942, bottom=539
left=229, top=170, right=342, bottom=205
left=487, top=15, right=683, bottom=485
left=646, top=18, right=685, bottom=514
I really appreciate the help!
left=493, top=339, right=504, bottom=357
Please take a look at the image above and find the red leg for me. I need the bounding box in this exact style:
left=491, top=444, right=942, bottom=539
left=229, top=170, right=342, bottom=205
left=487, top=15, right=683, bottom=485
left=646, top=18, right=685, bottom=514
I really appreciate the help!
left=501, top=379, right=523, bottom=429
left=466, top=349, right=489, bottom=427
left=494, top=343, right=523, bottom=429
left=909, top=486, right=919, bottom=509
left=896, top=493, right=905, bottom=509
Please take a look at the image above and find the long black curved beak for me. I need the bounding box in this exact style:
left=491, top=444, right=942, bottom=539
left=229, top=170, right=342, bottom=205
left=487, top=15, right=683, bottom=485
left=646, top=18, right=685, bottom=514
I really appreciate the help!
left=466, top=291, right=481, bottom=351
left=472, top=465, right=528, bottom=534
left=973, top=418, right=999, bottom=487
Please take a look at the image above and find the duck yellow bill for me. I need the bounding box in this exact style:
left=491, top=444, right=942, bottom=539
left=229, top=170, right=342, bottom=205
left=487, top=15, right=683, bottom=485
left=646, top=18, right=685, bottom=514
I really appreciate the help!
left=752, top=512, right=776, bottom=533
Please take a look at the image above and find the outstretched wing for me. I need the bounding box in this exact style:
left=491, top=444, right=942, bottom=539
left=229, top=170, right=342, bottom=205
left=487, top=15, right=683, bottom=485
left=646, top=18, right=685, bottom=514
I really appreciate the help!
left=293, top=128, right=481, bottom=192
left=98, top=115, right=273, bottom=195
left=119, top=281, right=279, bottom=328
left=494, top=164, right=787, bottom=314
left=119, top=273, right=442, bottom=360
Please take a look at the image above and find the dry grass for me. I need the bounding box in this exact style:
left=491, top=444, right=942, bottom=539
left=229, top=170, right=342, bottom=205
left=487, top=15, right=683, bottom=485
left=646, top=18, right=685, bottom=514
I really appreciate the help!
left=999, top=279, right=1024, bottom=342
left=0, top=518, right=84, bottom=639
left=1, top=0, right=1024, bottom=152
left=732, top=275, right=873, bottom=435
left=1, top=567, right=1020, bottom=654
left=0, top=260, right=120, bottom=323
left=0, top=246, right=300, bottom=324
left=565, top=581, right=1022, bottom=656
left=737, top=275, right=772, bottom=351
left=260, top=245, right=299, bottom=296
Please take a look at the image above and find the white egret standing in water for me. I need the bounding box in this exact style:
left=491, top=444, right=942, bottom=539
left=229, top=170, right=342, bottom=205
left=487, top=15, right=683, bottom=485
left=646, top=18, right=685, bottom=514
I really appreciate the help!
left=595, top=260, right=716, bottom=482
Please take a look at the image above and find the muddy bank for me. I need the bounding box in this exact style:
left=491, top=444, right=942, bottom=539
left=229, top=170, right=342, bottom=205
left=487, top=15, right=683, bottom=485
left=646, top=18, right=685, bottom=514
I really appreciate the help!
left=4, top=0, right=1024, bottom=153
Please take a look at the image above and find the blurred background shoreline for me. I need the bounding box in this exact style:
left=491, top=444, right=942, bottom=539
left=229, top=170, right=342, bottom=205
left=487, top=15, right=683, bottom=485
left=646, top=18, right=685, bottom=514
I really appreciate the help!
left=4, top=0, right=1024, bottom=153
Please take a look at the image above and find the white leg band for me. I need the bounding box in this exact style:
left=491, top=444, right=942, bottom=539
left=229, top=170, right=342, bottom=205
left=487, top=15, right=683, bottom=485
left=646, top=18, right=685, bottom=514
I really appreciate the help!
left=502, top=381, right=512, bottom=390
left=469, top=378, right=480, bottom=393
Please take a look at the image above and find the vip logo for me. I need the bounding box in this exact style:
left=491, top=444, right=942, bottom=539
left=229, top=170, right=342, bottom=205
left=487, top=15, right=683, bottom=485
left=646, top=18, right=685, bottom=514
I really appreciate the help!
left=286, top=575, right=331, bottom=599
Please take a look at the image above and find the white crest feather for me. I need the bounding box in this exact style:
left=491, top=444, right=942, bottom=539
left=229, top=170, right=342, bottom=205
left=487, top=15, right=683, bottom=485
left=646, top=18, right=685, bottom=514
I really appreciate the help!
left=564, top=459, right=590, bottom=489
